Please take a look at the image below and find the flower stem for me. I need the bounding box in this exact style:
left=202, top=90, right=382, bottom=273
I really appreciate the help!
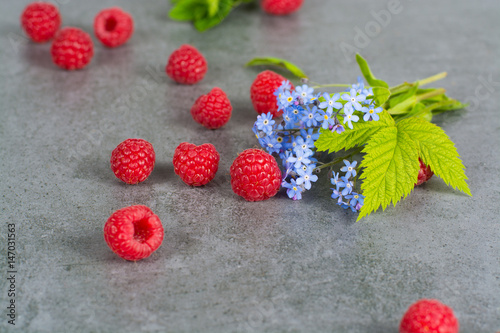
left=317, top=146, right=364, bottom=170
left=390, top=72, right=447, bottom=95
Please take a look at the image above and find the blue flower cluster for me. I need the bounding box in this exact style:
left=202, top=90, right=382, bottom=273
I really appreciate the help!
left=252, top=77, right=380, bottom=207
left=330, top=160, right=365, bottom=212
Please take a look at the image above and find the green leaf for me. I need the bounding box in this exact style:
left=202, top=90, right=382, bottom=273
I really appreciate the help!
left=371, top=87, right=390, bottom=106
left=397, top=118, right=471, bottom=195
left=207, top=0, right=220, bottom=17
left=169, top=0, right=204, bottom=21
left=357, top=126, right=420, bottom=221
left=315, top=111, right=394, bottom=153
left=355, top=54, right=389, bottom=88
left=245, top=57, right=308, bottom=79
left=389, top=83, right=419, bottom=108
left=193, top=0, right=233, bottom=31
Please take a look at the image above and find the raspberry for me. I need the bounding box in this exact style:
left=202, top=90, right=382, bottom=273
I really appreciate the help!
left=104, top=205, right=164, bottom=261
left=261, top=0, right=304, bottom=15
left=250, top=70, right=294, bottom=118
left=50, top=27, right=94, bottom=70
left=21, top=2, right=61, bottom=43
left=400, top=299, right=459, bottom=333
left=110, top=139, right=155, bottom=184
left=166, top=44, right=208, bottom=85
left=173, top=142, right=220, bottom=186
left=230, top=149, right=281, bottom=201
left=415, top=158, right=434, bottom=186
left=191, top=87, right=232, bottom=129
left=94, top=7, right=134, bottom=48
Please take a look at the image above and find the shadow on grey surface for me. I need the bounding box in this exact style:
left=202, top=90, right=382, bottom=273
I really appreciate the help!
left=148, top=161, right=175, bottom=183
left=22, top=42, right=53, bottom=70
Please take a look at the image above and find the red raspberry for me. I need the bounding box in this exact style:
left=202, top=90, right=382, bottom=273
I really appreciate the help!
left=261, top=0, right=304, bottom=15
left=173, top=143, right=220, bottom=186
left=50, top=27, right=94, bottom=70
left=94, top=7, right=134, bottom=48
left=415, top=158, right=434, bottom=186
left=230, top=149, right=281, bottom=201
left=110, top=139, right=155, bottom=184
left=21, top=2, right=61, bottom=43
left=104, top=205, right=164, bottom=261
left=191, top=87, right=232, bottom=129
left=400, top=299, right=459, bottom=333
left=250, top=70, right=294, bottom=118
left=166, top=44, right=208, bottom=85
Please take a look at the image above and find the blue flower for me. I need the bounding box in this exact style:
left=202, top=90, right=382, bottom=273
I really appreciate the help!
left=361, top=105, right=383, bottom=121
left=338, top=176, right=353, bottom=196
left=342, top=108, right=359, bottom=130
left=287, top=149, right=313, bottom=170
left=315, top=108, right=336, bottom=130
left=278, top=90, right=298, bottom=111
left=345, top=192, right=364, bottom=207
left=342, top=88, right=366, bottom=111
left=295, top=84, right=314, bottom=103
left=301, top=105, right=320, bottom=127
left=331, top=123, right=345, bottom=134
left=274, top=80, right=292, bottom=99
left=293, top=136, right=314, bottom=153
left=300, top=128, right=320, bottom=144
left=340, top=159, right=357, bottom=178
left=262, top=135, right=282, bottom=154
left=255, top=112, right=275, bottom=134
left=330, top=172, right=342, bottom=191
left=296, top=165, right=319, bottom=190
left=283, top=179, right=303, bottom=200
left=319, top=93, right=342, bottom=114
left=331, top=189, right=342, bottom=204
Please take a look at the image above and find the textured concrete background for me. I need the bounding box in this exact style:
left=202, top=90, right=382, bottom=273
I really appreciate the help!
left=0, top=0, right=499, bottom=332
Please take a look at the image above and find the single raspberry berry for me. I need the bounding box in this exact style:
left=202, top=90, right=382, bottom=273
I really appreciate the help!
left=110, top=138, right=155, bottom=184
left=250, top=70, right=294, bottom=118
left=230, top=149, right=281, bottom=201
left=400, top=299, right=459, bottom=333
left=166, top=44, right=208, bottom=85
left=261, top=0, right=304, bottom=15
left=104, top=205, right=164, bottom=261
left=415, top=158, right=434, bottom=186
left=50, top=27, right=94, bottom=70
left=21, top=2, right=61, bottom=43
left=191, top=87, right=232, bottom=129
left=94, top=7, right=134, bottom=48
left=173, top=142, right=220, bottom=186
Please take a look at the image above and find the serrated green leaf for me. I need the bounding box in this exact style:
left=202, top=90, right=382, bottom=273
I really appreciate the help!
left=371, top=87, right=390, bottom=106
left=315, top=110, right=394, bottom=153
left=357, top=126, right=420, bottom=221
left=355, top=54, right=389, bottom=88
left=245, top=57, right=308, bottom=79
left=397, top=118, right=471, bottom=195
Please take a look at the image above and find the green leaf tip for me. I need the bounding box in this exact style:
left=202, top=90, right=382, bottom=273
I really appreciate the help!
left=246, top=57, right=308, bottom=79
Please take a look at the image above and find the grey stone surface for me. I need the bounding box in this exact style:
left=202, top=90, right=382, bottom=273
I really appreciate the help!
left=0, top=0, right=499, bottom=332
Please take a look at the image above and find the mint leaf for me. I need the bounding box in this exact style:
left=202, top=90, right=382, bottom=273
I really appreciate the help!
left=169, top=0, right=204, bottom=21
left=207, top=0, right=220, bottom=17
left=315, top=110, right=394, bottom=153
left=397, top=118, right=471, bottom=195
left=245, top=57, right=308, bottom=79
left=193, top=0, right=233, bottom=31
left=358, top=126, right=420, bottom=221
left=355, top=54, right=389, bottom=88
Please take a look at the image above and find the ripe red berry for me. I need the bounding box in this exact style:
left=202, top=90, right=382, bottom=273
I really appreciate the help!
left=261, top=0, right=304, bottom=15
left=191, top=87, right=232, bottom=129
left=110, top=138, right=155, bottom=184
left=400, top=299, right=459, bottom=333
left=173, top=142, right=220, bottom=186
left=415, top=158, right=434, bottom=186
left=104, top=205, right=164, bottom=261
left=230, top=149, right=281, bottom=201
left=250, top=70, right=294, bottom=118
left=166, top=44, right=207, bottom=85
left=21, top=2, right=61, bottom=43
left=94, top=7, right=134, bottom=48
left=50, top=27, right=94, bottom=70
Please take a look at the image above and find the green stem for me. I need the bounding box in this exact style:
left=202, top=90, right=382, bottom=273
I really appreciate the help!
left=317, top=146, right=364, bottom=170
left=389, top=88, right=446, bottom=115
left=390, top=72, right=447, bottom=95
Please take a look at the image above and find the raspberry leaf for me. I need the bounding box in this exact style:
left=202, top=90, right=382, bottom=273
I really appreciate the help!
left=246, top=57, right=308, bottom=79
left=397, top=118, right=471, bottom=196
left=315, top=110, right=394, bottom=153
left=357, top=126, right=420, bottom=221
left=356, top=54, right=389, bottom=88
